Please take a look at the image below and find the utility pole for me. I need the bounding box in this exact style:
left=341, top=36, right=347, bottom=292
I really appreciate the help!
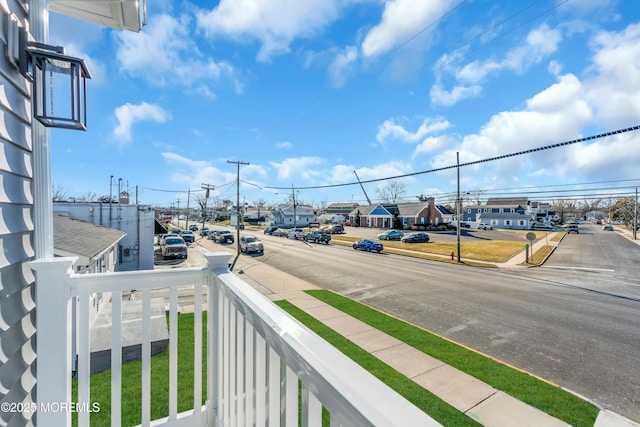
left=227, top=160, right=249, bottom=253
left=635, top=187, right=638, bottom=240
left=292, top=184, right=297, bottom=229
left=185, top=189, right=191, bottom=230
left=456, top=152, right=461, bottom=263
left=202, top=183, right=215, bottom=229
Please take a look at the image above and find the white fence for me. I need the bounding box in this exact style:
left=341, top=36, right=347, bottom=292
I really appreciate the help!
left=31, top=252, right=440, bottom=427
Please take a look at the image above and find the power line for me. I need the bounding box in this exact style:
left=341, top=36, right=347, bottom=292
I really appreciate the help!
left=253, top=125, right=640, bottom=191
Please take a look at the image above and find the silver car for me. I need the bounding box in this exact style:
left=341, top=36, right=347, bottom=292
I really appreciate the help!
left=240, top=236, right=264, bottom=253
left=161, top=237, right=188, bottom=259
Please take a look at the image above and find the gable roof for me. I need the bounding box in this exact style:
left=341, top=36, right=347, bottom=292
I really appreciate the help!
left=396, top=202, right=427, bottom=216
left=54, top=214, right=126, bottom=260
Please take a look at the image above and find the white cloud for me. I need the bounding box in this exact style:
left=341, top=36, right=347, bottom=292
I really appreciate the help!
left=328, top=46, right=359, bottom=88
left=268, top=157, right=326, bottom=181
left=197, top=0, right=342, bottom=63
left=113, top=102, right=171, bottom=143
left=160, top=152, right=265, bottom=191
left=584, top=23, right=640, bottom=127
left=412, top=135, right=453, bottom=159
left=431, top=24, right=562, bottom=106
left=361, top=0, right=449, bottom=58
left=116, top=14, right=240, bottom=96
left=276, top=141, right=294, bottom=149
left=376, top=117, right=451, bottom=144
left=429, top=83, right=482, bottom=107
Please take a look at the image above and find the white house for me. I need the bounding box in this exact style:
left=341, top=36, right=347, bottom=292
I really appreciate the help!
left=269, top=203, right=317, bottom=227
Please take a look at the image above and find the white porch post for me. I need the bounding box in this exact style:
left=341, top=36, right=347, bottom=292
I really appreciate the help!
left=204, top=252, right=231, bottom=426
left=31, top=257, right=77, bottom=426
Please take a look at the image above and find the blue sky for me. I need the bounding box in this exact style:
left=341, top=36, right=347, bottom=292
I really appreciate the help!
left=48, top=0, right=640, bottom=208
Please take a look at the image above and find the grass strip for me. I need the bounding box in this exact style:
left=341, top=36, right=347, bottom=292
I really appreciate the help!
left=73, top=312, right=207, bottom=426
left=274, top=300, right=479, bottom=426
left=304, top=290, right=599, bottom=427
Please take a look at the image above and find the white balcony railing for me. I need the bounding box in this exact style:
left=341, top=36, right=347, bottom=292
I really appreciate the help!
left=31, top=252, right=440, bottom=427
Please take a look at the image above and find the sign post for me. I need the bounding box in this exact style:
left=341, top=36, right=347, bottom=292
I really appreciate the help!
left=525, top=232, right=537, bottom=264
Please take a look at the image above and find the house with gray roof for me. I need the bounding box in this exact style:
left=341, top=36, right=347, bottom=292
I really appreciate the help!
left=54, top=214, right=126, bottom=274
left=269, top=203, right=317, bottom=227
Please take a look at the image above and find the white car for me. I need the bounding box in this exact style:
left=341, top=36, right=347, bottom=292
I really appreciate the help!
left=240, top=236, right=264, bottom=253
left=287, top=228, right=305, bottom=239
left=478, top=223, right=493, bottom=230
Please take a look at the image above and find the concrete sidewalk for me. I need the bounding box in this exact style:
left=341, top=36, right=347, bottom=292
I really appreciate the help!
left=233, top=254, right=638, bottom=427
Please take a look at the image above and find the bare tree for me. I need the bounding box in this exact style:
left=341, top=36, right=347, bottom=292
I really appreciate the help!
left=376, top=180, right=406, bottom=203
left=52, top=184, right=69, bottom=201
left=79, top=191, right=98, bottom=202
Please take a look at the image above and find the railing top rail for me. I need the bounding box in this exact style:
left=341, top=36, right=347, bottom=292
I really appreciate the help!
left=70, top=265, right=207, bottom=294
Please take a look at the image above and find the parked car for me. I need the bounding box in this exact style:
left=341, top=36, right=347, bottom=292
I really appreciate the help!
left=459, top=222, right=471, bottom=229
left=179, top=230, right=195, bottom=243
left=199, top=228, right=211, bottom=237
left=566, top=225, right=579, bottom=234
left=602, top=224, right=614, bottom=231
left=208, top=230, right=220, bottom=240
left=322, top=224, right=344, bottom=234
left=532, top=223, right=553, bottom=230
left=189, top=224, right=199, bottom=232
left=240, top=236, right=264, bottom=253
left=303, top=231, right=331, bottom=244
left=352, top=239, right=383, bottom=253
left=287, top=228, right=306, bottom=240
left=214, top=230, right=235, bottom=244
left=264, top=226, right=278, bottom=235
left=161, top=236, right=188, bottom=259
left=401, top=232, right=430, bottom=243
left=272, top=228, right=287, bottom=237
left=478, top=223, right=493, bottom=230
left=159, top=233, right=178, bottom=246
left=377, top=230, right=404, bottom=240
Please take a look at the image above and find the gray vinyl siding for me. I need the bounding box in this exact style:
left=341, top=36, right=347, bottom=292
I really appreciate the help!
left=0, top=1, right=36, bottom=425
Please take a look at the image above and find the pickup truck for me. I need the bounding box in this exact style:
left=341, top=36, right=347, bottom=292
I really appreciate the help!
left=287, top=228, right=306, bottom=240
left=303, top=231, right=331, bottom=244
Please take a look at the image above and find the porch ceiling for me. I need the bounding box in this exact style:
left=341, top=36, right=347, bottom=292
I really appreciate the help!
left=49, top=0, right=146, bottom=32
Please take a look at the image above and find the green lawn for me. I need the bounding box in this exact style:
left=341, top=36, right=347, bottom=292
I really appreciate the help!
left=287, top=290, right=599, bottom=427
left=73, top=313, right=207, bottom=426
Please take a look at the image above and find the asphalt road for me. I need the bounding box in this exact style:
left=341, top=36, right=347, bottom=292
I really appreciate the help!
left=240, top=225, right=640, bottom=422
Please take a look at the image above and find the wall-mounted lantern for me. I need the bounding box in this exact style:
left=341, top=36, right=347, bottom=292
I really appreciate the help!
left=19, top=27, right=92, bottom=131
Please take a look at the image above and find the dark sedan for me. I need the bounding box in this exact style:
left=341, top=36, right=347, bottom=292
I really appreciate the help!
left=352, top=239, right=383, bottom=253
left=401, top=232, right=430, bottom=243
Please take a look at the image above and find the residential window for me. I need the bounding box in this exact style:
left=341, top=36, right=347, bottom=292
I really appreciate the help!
left=467, top=209, right=471, bottom=213
left=510, top=209, right=515, bottom=213
left=518, top=220, right=525, bottom=226
left=505, top=220, right=512, bottom=226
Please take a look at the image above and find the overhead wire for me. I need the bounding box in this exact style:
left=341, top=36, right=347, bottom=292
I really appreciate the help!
left=250, top=125, right=640, bottom=191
